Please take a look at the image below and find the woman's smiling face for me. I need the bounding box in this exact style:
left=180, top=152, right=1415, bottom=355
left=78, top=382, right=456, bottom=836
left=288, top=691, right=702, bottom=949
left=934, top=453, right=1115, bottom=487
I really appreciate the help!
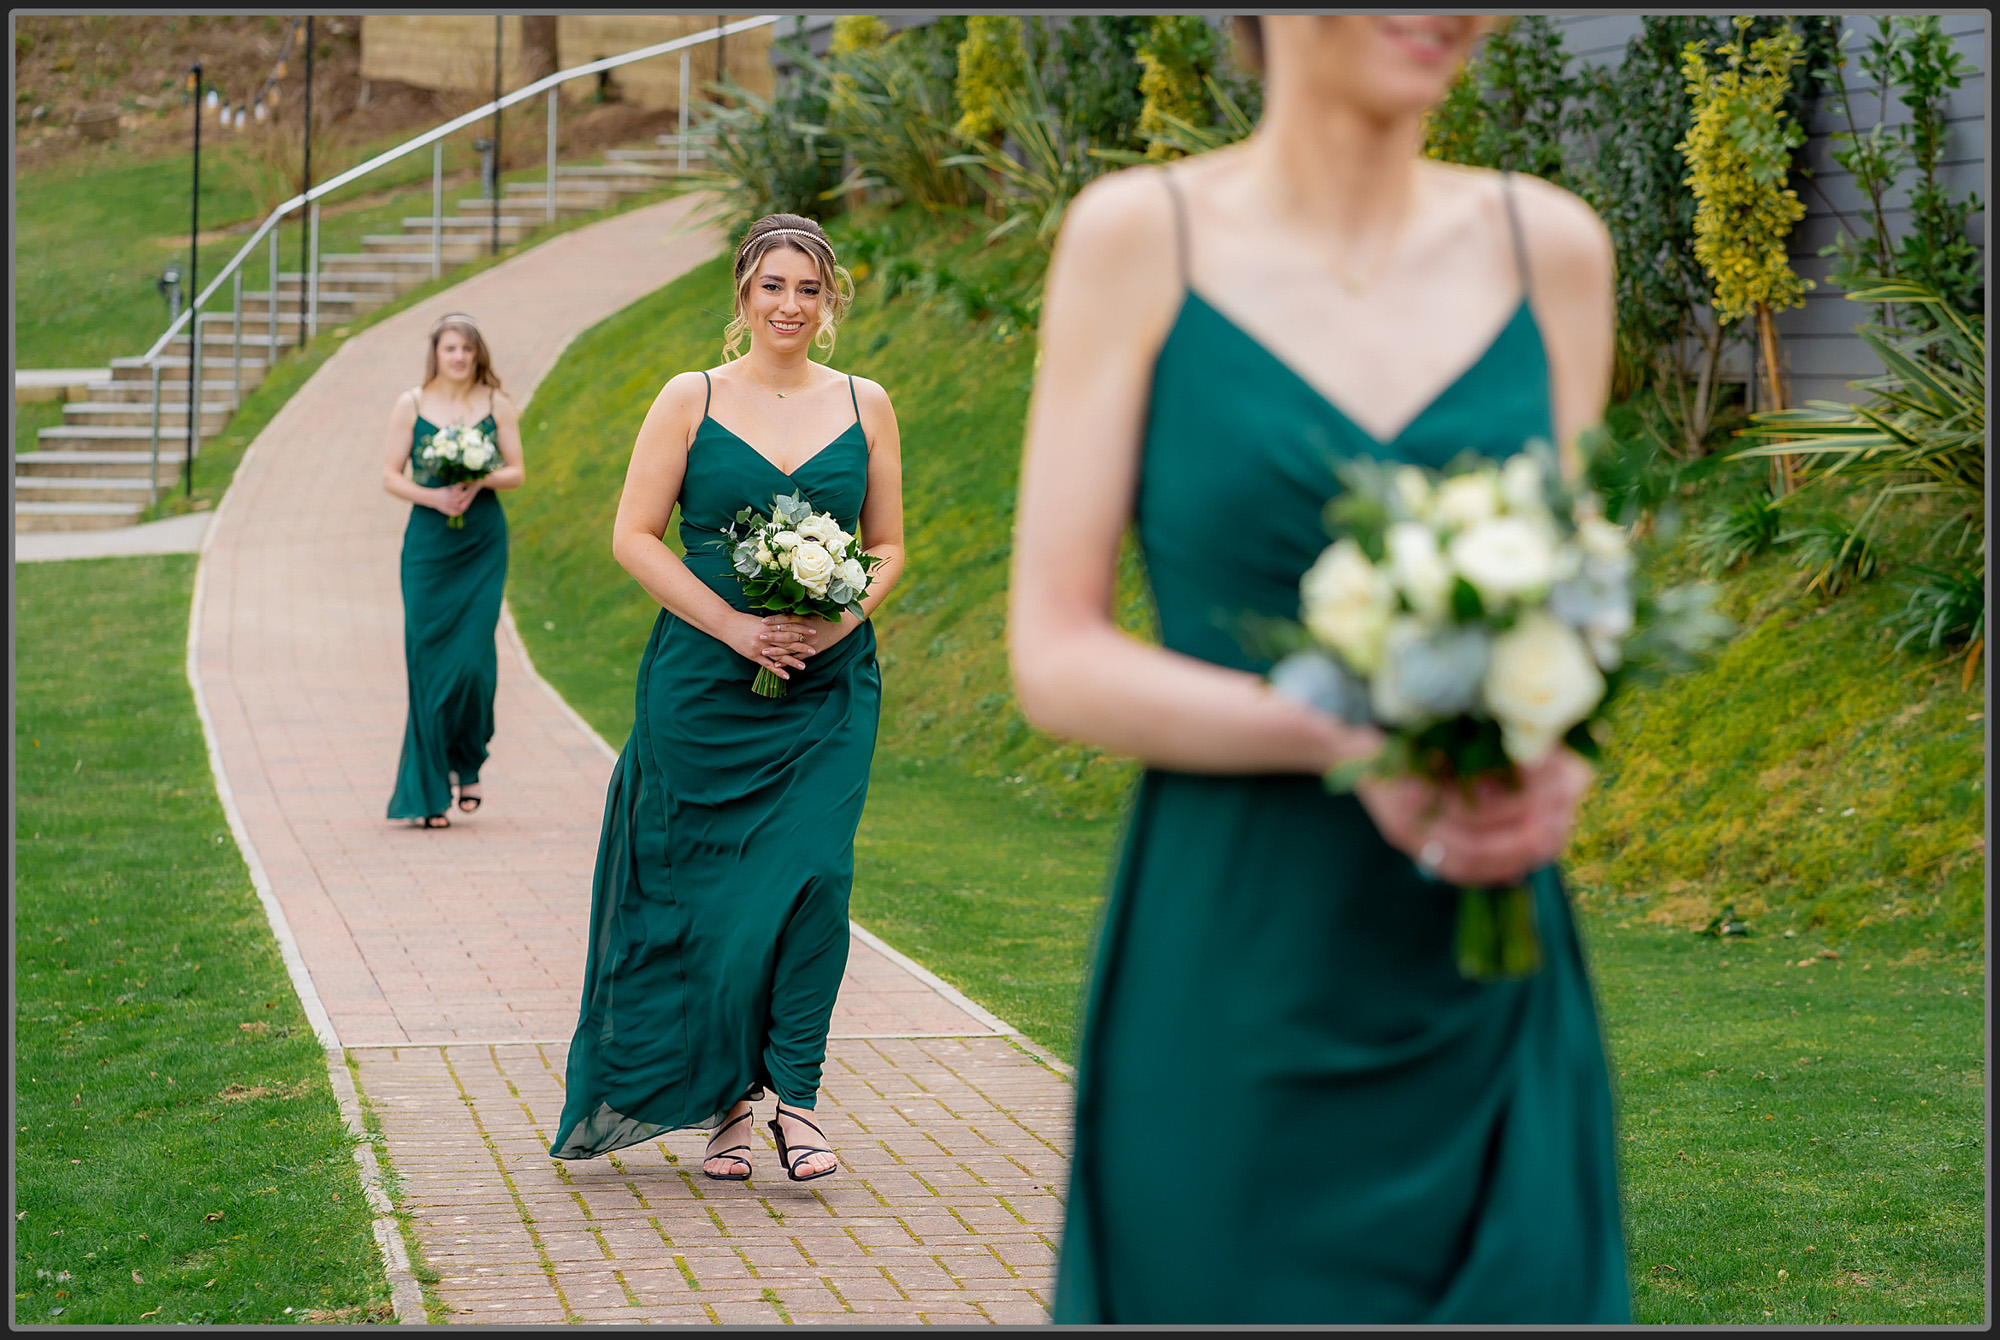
left=746, top=244, right=824, bottom=353
left=1266, top=14, right=1496, bottom=120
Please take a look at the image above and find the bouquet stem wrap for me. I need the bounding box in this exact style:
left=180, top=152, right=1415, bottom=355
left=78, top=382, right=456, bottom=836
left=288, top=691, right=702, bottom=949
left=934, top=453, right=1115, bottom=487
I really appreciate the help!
left=751, top=666, right=789, bottom=699
left=1454, top=885, right=1542, bottom=982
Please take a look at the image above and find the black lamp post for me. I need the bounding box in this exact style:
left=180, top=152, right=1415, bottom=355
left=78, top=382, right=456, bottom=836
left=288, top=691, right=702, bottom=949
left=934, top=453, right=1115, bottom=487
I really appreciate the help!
left=491, top=14, right=503, bottom=256
left=188, top=61, right=202, bottom=500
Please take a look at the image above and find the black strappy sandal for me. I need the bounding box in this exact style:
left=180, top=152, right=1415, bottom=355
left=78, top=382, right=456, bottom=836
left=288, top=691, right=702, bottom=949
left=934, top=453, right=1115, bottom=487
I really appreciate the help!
left=456, top=788, right=482, bottom=814
left=409, top=813, right=450, bottom=829
left=701, top=1108, right=755, bottom=1182
left=768, top=1104, right=838, bottom=1183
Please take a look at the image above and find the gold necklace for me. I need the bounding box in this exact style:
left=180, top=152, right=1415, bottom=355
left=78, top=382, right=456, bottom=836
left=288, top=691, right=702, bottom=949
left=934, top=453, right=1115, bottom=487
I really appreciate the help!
left=744, top=367, right=813, bottom=399
left=1331, top=186, right=1420, bottom=295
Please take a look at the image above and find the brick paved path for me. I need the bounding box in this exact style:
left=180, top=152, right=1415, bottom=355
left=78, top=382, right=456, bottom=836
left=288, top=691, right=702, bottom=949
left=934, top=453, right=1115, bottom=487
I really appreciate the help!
left=193, top=196, right=1072, bottom=1324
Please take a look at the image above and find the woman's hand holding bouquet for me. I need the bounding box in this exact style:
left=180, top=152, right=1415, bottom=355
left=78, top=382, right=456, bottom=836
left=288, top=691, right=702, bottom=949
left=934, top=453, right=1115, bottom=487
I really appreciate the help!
left=718, top=491, right=881, bottom=698
left=1269, top=439, right=1732, bottom=981
left=415, top=423, right=502, bottom=528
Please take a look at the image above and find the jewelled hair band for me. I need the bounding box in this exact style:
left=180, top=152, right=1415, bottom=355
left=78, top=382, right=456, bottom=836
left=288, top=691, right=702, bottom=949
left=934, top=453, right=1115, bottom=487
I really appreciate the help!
left=430, top=313, right=481, bottom=335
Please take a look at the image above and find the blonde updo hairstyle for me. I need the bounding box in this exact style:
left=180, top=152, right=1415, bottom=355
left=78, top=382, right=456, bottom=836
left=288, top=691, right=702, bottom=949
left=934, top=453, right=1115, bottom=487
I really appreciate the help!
left=723, top=214, right=854, bottom=360
left=425, top=313, right=503, bottom=390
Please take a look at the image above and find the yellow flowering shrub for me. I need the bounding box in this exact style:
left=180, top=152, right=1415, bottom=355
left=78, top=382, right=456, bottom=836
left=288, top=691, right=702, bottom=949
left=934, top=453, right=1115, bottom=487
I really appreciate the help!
left=1136, top=16, right=1215, bottom=161
left=829, top=15, right=887, bottom=57
left=1678, top=17, right=1813, bottom=327
left=954, top=16, right=1026, bottom=142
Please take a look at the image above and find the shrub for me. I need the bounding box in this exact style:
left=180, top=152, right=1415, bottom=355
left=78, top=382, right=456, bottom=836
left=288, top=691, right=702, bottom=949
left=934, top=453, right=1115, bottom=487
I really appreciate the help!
left=814, top=36, right=978, bottom=214
left=1690, top=491, right=1783, bottom=578
left=1736, top=277, right=1985, bottom=556
left=1134, top=16, right=1216, bottom=161
left=1814, top=16, right=1984, bottom=327
left=1779, top=509, right=1882, bottom=596
left=679, top=66, right=843, bottom=237
left=945, top=57, right=1113, bottom=251
left=1039, top=15, right=1148, bottom=154
left=954, top=16, right=1026, bottom=142
left=1679, top=17, right=1813, bottom=420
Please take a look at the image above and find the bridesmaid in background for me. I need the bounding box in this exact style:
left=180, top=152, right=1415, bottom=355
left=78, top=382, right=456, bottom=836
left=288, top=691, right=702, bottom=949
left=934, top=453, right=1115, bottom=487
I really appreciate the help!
left=1010, top=14, right=1629, bottom=1325
left=383, top=314, right=525, bottom=829
left=548, top=215, right=905, bottom=1183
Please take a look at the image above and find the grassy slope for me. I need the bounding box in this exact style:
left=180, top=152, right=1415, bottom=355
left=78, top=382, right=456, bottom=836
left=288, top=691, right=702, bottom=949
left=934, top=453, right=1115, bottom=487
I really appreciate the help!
left=14, top=556, right=389, bottom=1326
left=500, top=209, right=1982, bottom=1322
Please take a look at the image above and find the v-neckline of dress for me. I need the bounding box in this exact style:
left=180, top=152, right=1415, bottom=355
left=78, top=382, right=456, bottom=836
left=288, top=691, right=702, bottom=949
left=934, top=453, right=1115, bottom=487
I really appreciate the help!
left=1182, top=288, right=1541, bottom=451
left=415, top=411, right=496, bottom=432
left=702, top=413, right=863, bottom=481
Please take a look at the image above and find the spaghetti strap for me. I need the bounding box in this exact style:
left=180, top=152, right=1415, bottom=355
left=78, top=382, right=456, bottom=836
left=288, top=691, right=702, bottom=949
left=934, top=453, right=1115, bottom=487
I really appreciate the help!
left=1500, top=171, right=1534, bottom=304
left=700, top=369, right=712, bottom=416
left=846, top=374, right=861, bottom=424
left=1158, top=167, right=1191, bottom=291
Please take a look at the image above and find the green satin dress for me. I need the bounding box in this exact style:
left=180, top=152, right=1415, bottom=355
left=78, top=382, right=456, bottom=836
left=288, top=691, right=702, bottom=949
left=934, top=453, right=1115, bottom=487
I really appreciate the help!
left=387, top=412, right=507, bottom=821
left=550, top=373, right=880, bottom=1159
left=1052, top=173, right=1631, bottom=1324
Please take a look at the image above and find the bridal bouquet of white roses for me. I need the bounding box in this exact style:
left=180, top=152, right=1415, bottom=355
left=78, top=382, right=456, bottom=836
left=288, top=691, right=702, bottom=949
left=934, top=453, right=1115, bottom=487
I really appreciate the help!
left=415, top=423, right=501, bottom=529
left=1268, top=438, right=1731, bottom=981
left=718, top=490, right=880, bottom=699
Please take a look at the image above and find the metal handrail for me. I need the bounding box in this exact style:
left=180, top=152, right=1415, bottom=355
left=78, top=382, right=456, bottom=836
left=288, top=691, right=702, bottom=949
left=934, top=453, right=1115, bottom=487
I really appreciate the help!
left=140, top=15, right=778, bottom=367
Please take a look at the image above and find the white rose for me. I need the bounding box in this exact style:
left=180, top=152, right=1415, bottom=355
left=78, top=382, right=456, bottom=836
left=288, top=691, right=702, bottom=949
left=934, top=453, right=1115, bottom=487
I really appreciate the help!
left=796, top=514, right=843, bottom=547
left=1448, top=516, right=1559, bottom=607
left=462, top=442, right=494, bottom=471
left=771, top=530, right=802, bottom=551
left=1434, top=471, right=1502, bottom=529
left=754, top=543, right=774, bottom=568
left=1384, top=521, right=1453, bottom=620
left=1483, top=610, right=1606, bottom=766
left=1393, top=466, right=1435, bottom=521
left=1300, top=538, right=1395, bottom=675
left=788, top=540, right=835, bottom=595
left=833, top=557, right=867, bottom=590
left=1500, top=453, right=1547, bottom=514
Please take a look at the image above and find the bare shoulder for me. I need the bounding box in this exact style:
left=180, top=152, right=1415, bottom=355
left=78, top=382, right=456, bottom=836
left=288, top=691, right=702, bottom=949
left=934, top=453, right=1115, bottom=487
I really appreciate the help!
left=1044, top=164, right=1183, bottom=349
left=1059, top=166, right=1178, bottom=271
left=655, top=369, right=711, bottom=413
left=389, top=387, right=420, bottom=422
left=489, top=387, right=522, bottom=421
left=1507, top=173, right=1613, bottom=292
left=846, top=373, right=895, bottom=418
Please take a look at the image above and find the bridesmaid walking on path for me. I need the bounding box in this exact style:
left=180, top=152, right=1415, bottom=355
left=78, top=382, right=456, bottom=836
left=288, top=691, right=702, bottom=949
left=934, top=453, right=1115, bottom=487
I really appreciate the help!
left=549, top=214, right=906, bottom=1183
left=1010, top=15, right=1629, bottom=1325
left=383, top=314, right=526, bottom=828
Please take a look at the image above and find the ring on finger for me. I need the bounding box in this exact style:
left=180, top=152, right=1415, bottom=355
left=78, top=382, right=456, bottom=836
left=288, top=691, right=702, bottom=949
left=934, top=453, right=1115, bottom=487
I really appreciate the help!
left=1416, top=838, right=1446, bottom=879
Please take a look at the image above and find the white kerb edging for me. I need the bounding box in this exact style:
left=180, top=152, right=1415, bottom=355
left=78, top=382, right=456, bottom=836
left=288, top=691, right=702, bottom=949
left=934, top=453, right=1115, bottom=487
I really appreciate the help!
left=187, top=445, right=429, bottom=1325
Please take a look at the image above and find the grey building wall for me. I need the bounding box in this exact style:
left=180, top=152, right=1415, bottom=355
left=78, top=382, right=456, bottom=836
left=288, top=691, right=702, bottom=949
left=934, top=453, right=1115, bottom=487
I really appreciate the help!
left=1559, top=13, right=1987, bottom=408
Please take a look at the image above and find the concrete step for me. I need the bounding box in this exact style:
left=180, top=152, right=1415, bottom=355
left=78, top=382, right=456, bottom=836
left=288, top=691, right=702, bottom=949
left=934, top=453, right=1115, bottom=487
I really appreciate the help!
left=15, top=449, right=188, bottom=478
left=15, top=474, right=165, bottom=503
left=84, top=378, right=247, bottom=404
left=61, top=401, right=233, bottom=431
left=162, top=331, right=295, bottom=358
left=320, top=252, right=437, bottom=275
left=15, top=501, right=149, bottom=531
left=613, top=146, right=705, bottom=163
left=269, top=270, right=409, bottom=298
left=38, top=424, right=211, bottom=451
left=366, top=233, right=525, bottom=258
left=241, top=289, right=374, bottom=317
left=401, top=214, right=537, bottom=231
left=110, top=355, right=267, bottom=383
left=553, top=163, right=662, bottom=183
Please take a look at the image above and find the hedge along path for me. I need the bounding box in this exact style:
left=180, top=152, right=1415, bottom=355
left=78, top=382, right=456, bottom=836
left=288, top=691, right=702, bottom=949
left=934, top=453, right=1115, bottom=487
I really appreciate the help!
left=188, top=193, right=1073, bottom=1325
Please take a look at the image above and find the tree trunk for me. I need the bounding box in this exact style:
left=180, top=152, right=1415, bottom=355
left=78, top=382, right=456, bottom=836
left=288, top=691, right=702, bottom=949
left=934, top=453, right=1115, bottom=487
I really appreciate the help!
left=521, top=17, right=560, bottom=84
left=1755, top=303, right=1795, bottom=493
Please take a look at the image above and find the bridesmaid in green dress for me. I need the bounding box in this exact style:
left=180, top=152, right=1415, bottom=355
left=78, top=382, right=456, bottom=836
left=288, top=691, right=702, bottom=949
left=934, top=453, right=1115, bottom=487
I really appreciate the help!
left=548, top=215, right=906, bottom=1183
left=1009, top=16, right=1630, bottom=1324
left=383, top=314, right=525, bottom=828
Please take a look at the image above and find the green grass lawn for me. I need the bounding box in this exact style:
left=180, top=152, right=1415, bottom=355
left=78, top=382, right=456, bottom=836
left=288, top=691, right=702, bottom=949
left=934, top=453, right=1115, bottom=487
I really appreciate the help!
left=499, top=210, right=1983, bottom=1325
left=13, top=556, right=390, bottom=1326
